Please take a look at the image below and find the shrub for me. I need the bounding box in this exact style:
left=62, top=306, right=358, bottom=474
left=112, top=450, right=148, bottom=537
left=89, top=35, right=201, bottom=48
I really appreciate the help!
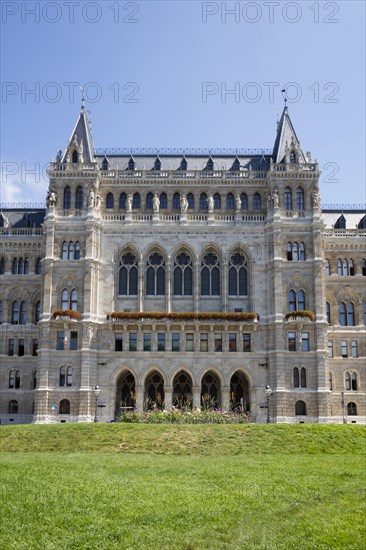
left=107, top=311, right=259, bottom=322
left=118, top=408, right=251, bottom=424
left=52, top=309, right=81, bottom=321
left=285, top=310, right=314, bottom=321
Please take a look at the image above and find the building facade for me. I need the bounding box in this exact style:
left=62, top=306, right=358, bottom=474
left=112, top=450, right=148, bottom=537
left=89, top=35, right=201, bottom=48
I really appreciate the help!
left=1, top=106, right=365, bottom=424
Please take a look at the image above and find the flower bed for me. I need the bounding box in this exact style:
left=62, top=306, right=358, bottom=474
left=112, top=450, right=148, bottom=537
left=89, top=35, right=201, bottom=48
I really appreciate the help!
left=285, top=310, right=314, bottom=321
left=107, top=311, right=259, bottom=322
left=52, top=309, right=81, bottom=321
left=118, top=409, right=251, bottom=424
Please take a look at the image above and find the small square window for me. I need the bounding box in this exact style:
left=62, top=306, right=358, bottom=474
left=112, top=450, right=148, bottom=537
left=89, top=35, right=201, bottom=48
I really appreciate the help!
left=56, top=331, right=65, bottom=351
left=172, top=333, right=180, bottom=352
left=157, top=333, right=165, bottom=351
left=186, top=333, right=194, bottom=352
left=243, top=334, right=251, bottom=352
left=229, top=333, right=237, bottom=352
left=301, top=333, right=309, bottom=352
left=70, top=331, right=78, bottom=350
left=143, top=333, right=151, bottom=352
left=129, top=333, right=137, bottom=352
left=214, top=333, right=222, bottom=352
left=200, top=333, right=208, bottom=352
left=288, top=332, right=296, bottom=352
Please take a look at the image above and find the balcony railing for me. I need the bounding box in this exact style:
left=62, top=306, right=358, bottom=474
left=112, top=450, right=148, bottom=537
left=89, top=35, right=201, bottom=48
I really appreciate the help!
left=0, top=227, right=43, bottom=236
left=323, top=228, right=366, bottom=238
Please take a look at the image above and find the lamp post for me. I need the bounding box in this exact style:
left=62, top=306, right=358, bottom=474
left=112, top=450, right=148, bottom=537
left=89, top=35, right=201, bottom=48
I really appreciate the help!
left=94, top=385, right=101, bottom=423
left=264, top=384, right=273, bottom=424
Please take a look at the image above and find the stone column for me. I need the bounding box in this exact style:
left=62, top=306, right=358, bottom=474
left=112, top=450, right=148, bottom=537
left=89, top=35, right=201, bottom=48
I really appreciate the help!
left=194, top=260, right=200, bottom=313
left=222, top=260, right=228, bottom=312
left=136, top=385, right=144, bottom=411
left=193, top=385, right=201, bottom=409
left=166, top=259, right=172, bottom=313
left=164, top=386, right=173, bottom=410
left=221, top=387, right=231, bottom=412
left=138, top=256, right=144, bottom=312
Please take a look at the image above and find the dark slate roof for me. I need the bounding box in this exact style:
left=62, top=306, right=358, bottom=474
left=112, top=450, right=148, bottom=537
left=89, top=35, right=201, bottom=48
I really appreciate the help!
left=272, top=106, right=305, bottom=164
left=62, top=106, right=95, bottom=163
left=0, top=209, right=46, bottom=228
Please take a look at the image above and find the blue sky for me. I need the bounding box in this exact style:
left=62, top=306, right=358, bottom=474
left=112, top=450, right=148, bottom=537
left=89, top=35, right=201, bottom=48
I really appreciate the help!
left=1, top=0, right=365, bottom=205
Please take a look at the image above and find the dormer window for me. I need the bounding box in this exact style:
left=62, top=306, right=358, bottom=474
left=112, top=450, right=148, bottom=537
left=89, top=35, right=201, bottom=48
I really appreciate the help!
left=289, top=152, right=296, bottom=164
left=358, top=215, right=366, bottom=229
left=102, top=156, right=109, bottom=171
left=72, top=150, right=78, bottom=163
left=180, top=157, right=188, bottom=171
left=232, top=157, right=240, bottom=171
left=154, top=157, right=161, bottom=171
left=128, top=156, right=135, bottom=171
left=206, top=157, right=214, bottom=171
left=334, top=215, right=346, bottom=229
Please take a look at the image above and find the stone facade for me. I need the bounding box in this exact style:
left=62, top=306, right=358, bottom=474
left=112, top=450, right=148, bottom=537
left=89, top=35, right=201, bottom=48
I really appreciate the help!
left=0, top=106, right=365, bottom=425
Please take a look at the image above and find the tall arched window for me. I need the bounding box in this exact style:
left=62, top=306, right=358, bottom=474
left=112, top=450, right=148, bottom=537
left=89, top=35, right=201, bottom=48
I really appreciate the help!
left=298, top=290, right=305, bottom=310
left=226, top=193, right=235, bottom=210
left=213, top=193, right=221, bottom=209
left=119, top=252, right=138, bottom=295
left=0, top=300, right=2, bottom=324
left=299, top=243, right=305, bottom=261
left=133, top=193, right=141, bottom=209
left=75, top=186, right=83, bottom=209
left=61, top=242, right=68, bottom=260
left=296, top=187, right=304, bottom=210
left=75, top=242, right=80, bottom=260
left=70, top=289, right=78, bottom=311
left=293, top=242, right=299, bottom=262
left=288, top=290, right=296, bottom=312
left=187, top=193, right=194, bottom=209
left=337, top=259, right=342, bottom=276
left=0, top=257, right=5, bottom=274
left=293, top=367, right=299, bottom=388
left=35, top=257, right=42, bottom=274
left=347, top=302, right=355, bottom=326
left=24, top=257, right=29, bottom=274
left=325, top=259, right=330, bottom=276
left=200, top=193, right=208, bottom=210
left=61, top=289, right=69, bottom=310
left=300, top=367, right=307, bottom=388
left=72, top=150, right=78, bottom=163
left=343, top=259, right=348, bottom=276
left=240, top=193, right=248, bottom=210
left=339, top=302, right=347, bottom=326
left=349, top=259, right=355, bottom=276
left=18, top=258, right=24, bottom=274
left=119, top=192, right=127, bottom=209
left=253, top=193, right=261, bottom=210
left=12, top=258, right=18, bottom=274
left=201, top=252, right=220, bottom=296
left=160, top=193, right=167, bottom=209
left=68, top=242, right=75, bottom=261
left=106, top=192, right=114, bottom=209
left=63, top=186, right=71, bottom=209
left=59, top=366, right=66, bottom=386
left=284, top=187, right=292, bottom=210
left=35, top=300, right=41, bottom=323
left=146, top=253, right=165, bottom=296
left=326, top=302, right=331, bottom=324
left=228, top=253, right=248, bottom=296
left=287, top=243, right=293, bottom=261
left=295, top=400, right=307, bottom=415
left=290, top=152, right=296, bottom=164
left=20, top=301, right=27, bottom=325
left=351, top=372, right=358, bottom=391
left=59, top=399, right=70, bottom=414
left=347, top=402, right=357, bottom=416
left=173, top=252, right=193, bottom=296
left=173, top=193, right=181, bottom=210
left=32, top=370, right=37, bottom=390
left=11, top=301, right=19, bottom=324
left=9, top=370, right=15, bottom=388
left=67, top=367, right=73, bottom=387
left=102, top=156, right=109, bottom=170
left=145, top=192, right=153, bottom=209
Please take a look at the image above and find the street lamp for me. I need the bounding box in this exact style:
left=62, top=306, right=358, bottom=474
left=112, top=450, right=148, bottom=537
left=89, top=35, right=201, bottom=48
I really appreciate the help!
left=264, top=384, right=273, bottom=424
left=94, top=385, right=101, bottom=423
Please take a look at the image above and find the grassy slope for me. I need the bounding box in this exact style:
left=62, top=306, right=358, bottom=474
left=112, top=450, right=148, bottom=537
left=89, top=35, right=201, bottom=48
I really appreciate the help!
left=1, top=425, right=365, bottom=550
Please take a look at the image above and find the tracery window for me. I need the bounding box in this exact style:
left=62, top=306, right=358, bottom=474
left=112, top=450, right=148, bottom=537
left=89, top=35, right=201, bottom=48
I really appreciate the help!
left=173, top=192, right=181, bottom=210
left=187, top=193, right=194, bottom=209
left=296, top=187, right=304, bottom=210
left=146, top=253, right=165, bottom=296
left=200, top=193, right=208, bottom=210
left=133, top=193, right=141, bottom=209
left=63, top=186, right=71, bottom=209
left=120, top=192, right=127, bottom=209
left=106, top=192, right=114, bottom=209
left=173, top=252, right=193, bottom=296
left=228, top=253, right=248, bottom=296
left=284, top=187, right=292, bottom=210
left=240, top=193, right=248, bottom=210
left=288, top=289, right=305, bottom=311
left=213, top=193, right=221, bottom=209
left=75, top=186, right=83, bottom=209
left=119, top=252, right=138, bottom=295
left=201, top=252, right=220, bottom=296
left=253, top=193, right=261, bottom=210
left=226, top=193, right=235, bottom=210
left=160, top=193, right=167, bottom=209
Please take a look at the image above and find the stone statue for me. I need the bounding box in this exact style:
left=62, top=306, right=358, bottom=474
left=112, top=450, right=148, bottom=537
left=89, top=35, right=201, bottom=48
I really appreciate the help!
left=126, top=194, right=133, bottom=213
left=153, top=194, right=160, bottom=213
left=56, top=150, right=62, bottom=163
left=79, top=140, right=84, bottom=163
left=95, top=194, right=101, bottom=209
left=306, top=151, right=312, bottom=163
left=208, top=194, right=214, bottom=213
left=88, top=189, right=95, bottom=208
left=236, top=195, right=241, bottom=213
left=181, top=194, right=188, bottom=212
left=313, top=188, right=320, bottom=208
left=46, top=186, right=57, bottom=207
left=266, top=192, right=272, bottom=209
left=272, top=187, right=279, bottom=208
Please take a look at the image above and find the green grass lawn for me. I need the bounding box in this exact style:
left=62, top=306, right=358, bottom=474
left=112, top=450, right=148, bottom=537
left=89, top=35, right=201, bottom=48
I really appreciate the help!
left=1, top=424, right=365, bottom=550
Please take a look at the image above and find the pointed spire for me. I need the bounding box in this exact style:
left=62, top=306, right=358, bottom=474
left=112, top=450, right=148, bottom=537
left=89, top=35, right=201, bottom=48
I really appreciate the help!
left=62, top=107, right=95, bottom=164
left=272, top=106, right=305, bottom=164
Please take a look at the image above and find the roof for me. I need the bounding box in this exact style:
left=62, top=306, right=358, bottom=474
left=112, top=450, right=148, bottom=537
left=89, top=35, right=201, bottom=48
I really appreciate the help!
left=322, top=211, right=366, bottom=229
left=62, top=106, right=95, bottom=163
left=272, top=106, right=306, bottom=164
left=0, top=208, right=46, bottom=228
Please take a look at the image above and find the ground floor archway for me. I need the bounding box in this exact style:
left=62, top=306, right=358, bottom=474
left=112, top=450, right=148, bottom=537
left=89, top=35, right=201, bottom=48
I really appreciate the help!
left=230, top=370, right=250, bottom=411
left=145, top=370, right=165, bottom=410
left=172, top=371, right=193, bottom=408
left=201, top=371, right=220, bottom=408
left=116, top=370, right=136, bottom=414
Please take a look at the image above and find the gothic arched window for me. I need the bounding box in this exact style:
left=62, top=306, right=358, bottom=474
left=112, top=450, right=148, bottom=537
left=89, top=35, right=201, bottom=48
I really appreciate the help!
left=337, top=259, right=343, bottom=276
left=240, top=193, right=248, bottom=210
left=146, top=253, right=165, bottom=296
left=213, top=193, right=221, bottom=209
left=173, top=193, right=181, bottom=210
left=293, top=242, right=299, bottom=262
left=63, top=186, right=71, bottom=209
left=75, top=242, right=80, bottom=260
left=253, top=193, right=261, bottom=210
left=145, top=192, right=153, bottom=209
left=299, top=243, right=305, bottom=261
left=226, top=193, right=235, bottom=210
left=284, top=187, right=292, bottom=210
left=59, top=399, right=70, bottom=414
left=120, top=192, right=127, bottom=209
left=298, top=290, right=305, bottom=310
left=347, top=402, right=357, bottom=416
left=173, top=252, right=193, bottom=296
left=187, top=193, right=194, bottom=209
left=326, top=302, right=331, bottom=324
left=75, top=186, right=83, bottom=209
left=0, top=257, right=5, bottom=274
left=12, top=258, right=18, bottom=274
left=35, top=257, right=42, bottom=274
left=61, top=289, right=69, bottom=310
left=11, top=301, right=19, bottom=324
left=339, top=302, right=347, bottom=326
left=347, top=302, right=355, bottom=326
left=18, top=258, right=24, bottom=274
left=200, top=193, right=208, bottom=210
left=325, top=259, right=330, bottom=276
left=228, top=253, right=248, bottom=296
left=119, top=252, right=138, bottom=295
left=20, top=301, right=27, bottom=325
left=300, top=367, right=307, bottom=388
left=106, top=192, right=114, bottom=209
left=61, top=242, right=68, bottom=260
left=35, top=300, right=41, bottom=323
left=133, top=193, right=141, bottom=209
left=288, top=290, right=296, bottom=312
left=296, top=187, right=304, bottom=210
left=160, top=193, right=167, bottom=209
left=295, top=400, right=307, bottom=415
left=24, top=257, right=29, bottom=274
left=201, top=252, right=220, bottom=296
left=59, top=366, right=66, bottom=386
left=70, top=289, right=78, bottom=311
left=68, top=242, right=75, bottom=261
left=343, top=259, right=349, bottom=276
left=72, top=150, right=78, bottom=163
left=67, top=367, right=73, bottom=387
left=293, top=367, right=299, bottom=388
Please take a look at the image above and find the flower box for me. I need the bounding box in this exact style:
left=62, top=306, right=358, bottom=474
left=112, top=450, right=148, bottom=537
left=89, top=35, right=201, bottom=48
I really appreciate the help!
left=107, top=311, right=260, bottom=323
left=52, top=309, right=81, bottom=321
